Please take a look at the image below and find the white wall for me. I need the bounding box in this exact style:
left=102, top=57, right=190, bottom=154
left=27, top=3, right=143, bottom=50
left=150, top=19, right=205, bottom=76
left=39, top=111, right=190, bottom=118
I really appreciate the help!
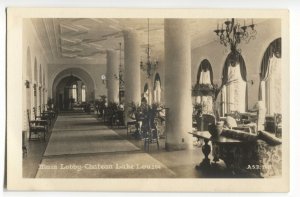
left=22, top=19, right=49, bottom=132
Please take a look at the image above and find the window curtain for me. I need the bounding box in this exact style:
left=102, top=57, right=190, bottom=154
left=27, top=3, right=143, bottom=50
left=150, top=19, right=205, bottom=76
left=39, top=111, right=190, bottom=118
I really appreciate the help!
left=153, top=80, right=161, bottom=104
left=82, top=86, right=86, bottom=102
left=143, top=83, right=151, bottom=105
left=259, top=38, right=281, bottom=115
left=196, top=59, right=214, bottom=114
left=72, top=84, right=77, bottom=102
left=226, top=63, right=247, bottom=113
left=196, top=59, right=214, bottom=85
left=220, top=51, right=247, bottom=114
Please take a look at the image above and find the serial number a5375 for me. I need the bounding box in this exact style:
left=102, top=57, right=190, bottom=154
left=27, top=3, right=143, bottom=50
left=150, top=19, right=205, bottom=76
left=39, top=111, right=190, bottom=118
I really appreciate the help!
left=246, top=164, right=272, bottom=170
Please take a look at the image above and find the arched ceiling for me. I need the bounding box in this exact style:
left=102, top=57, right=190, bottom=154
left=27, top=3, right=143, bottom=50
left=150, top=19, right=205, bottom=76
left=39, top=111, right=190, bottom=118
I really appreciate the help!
left=31, top=18, right=267, bottom=65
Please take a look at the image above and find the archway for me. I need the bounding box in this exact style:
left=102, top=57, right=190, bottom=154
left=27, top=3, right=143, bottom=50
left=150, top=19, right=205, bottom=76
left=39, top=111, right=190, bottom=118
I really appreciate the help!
left=52, top=68, right=96, bottom=110
left=26, top=47, right=32, bottom=112
left=55, top=75, right=88, bottom=111
left=33, top=57, right=38, bottom=113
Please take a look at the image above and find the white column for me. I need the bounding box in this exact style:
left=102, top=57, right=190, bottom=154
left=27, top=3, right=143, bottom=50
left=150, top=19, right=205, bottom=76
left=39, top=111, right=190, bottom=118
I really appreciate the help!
left=164, top=19, right=192, bottom=150
left=123, top=30, right=141, bottom=106
left=106, top=50, right=119, bottom=103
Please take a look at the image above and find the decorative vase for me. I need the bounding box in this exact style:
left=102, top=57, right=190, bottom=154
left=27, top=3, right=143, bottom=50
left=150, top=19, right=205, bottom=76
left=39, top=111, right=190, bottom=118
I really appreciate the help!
left=208, top=121, right=224, bottom=138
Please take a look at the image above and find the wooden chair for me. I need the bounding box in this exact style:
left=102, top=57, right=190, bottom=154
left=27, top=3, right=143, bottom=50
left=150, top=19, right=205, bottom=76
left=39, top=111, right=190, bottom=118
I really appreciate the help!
left=274, top=113, right=282, bottom=138
left=265, top=114, right=280, bottom=134
left=144, top=129, right=159, bottom=152
left=22, top=130, right=27, bottom=158
left=33, top=107, right=49, bottom=129
left=143, top=122, right=160, bottom=152
left=127, top=120, right=139, bottom=136
left=116, top=110, right=125, bottom=128
left=27, top=109, right=47, bottom=141
left=40, top=105, right=52, bottom=126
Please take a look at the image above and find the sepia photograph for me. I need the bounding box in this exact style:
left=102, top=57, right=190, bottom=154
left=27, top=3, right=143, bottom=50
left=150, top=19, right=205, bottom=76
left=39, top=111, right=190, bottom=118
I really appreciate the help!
left=6, top=8, right=289, bottom=192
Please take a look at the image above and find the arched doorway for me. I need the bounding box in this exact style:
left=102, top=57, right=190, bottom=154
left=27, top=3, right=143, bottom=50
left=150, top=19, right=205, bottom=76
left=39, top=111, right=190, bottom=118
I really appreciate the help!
left=52, top=68, right=96, bottom=111
left=55, top=75, right=88, bottom=111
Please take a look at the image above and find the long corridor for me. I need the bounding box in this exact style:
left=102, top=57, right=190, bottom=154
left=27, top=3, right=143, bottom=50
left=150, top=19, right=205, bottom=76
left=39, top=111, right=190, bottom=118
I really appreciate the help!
left=31, top=112, right=203, bottom=178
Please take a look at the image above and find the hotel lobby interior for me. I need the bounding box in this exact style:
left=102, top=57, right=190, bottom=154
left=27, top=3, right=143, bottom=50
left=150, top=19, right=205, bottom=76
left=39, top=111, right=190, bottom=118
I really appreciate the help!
left=22, top=18, right=283, bottom=179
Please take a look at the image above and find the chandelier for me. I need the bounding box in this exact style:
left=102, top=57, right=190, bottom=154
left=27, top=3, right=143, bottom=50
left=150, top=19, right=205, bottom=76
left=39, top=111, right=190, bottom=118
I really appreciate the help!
left=114, top=42, right=125, bottom=89
left=214, top=18, right=257, bottom=52
left=140, top=18, right=158, bottom=78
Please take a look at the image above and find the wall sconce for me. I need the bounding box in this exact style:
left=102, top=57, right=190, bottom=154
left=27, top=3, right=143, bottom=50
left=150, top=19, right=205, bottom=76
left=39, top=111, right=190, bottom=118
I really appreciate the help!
left=25, top=80, right=30, bottom=88
left=101, top=74, right=106, bottom=85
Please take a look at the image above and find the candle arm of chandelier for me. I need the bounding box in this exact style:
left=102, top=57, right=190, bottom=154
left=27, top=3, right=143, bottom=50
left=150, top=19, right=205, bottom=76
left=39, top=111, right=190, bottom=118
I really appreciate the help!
left=214, top=18, right=256, bottom=50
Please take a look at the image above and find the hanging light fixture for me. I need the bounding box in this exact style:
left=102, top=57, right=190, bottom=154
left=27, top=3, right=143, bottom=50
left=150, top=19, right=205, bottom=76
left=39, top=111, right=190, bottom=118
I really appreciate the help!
left=214, top=18, right=257, bottom=52
left=114, top=42, right=125, bottom=88
left=140, top=18, right=158, bottom=78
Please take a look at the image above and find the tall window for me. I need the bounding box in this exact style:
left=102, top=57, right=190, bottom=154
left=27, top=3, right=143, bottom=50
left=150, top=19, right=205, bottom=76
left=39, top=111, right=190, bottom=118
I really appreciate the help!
left=143, top=83, right=150, bottom=104
left=82, top=85, right=86, bottom=102
left=195, top=59, right=214, bottom=114
left=260, top=38, right=281, bottom=115
left=153, top=73, right=161, bottom=104
left=72, top=84, right=77, bottom=102
left=221, top=52, right=247, bottom=115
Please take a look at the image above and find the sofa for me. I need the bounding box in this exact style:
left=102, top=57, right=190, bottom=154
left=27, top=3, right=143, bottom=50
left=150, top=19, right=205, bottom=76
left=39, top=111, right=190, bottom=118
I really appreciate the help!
left=212, top=129, right=282, bottom=178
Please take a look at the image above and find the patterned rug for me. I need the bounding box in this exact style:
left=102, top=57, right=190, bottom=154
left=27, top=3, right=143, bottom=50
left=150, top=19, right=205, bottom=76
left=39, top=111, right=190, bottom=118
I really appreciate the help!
left=43, top=114, right=140, bottom=156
